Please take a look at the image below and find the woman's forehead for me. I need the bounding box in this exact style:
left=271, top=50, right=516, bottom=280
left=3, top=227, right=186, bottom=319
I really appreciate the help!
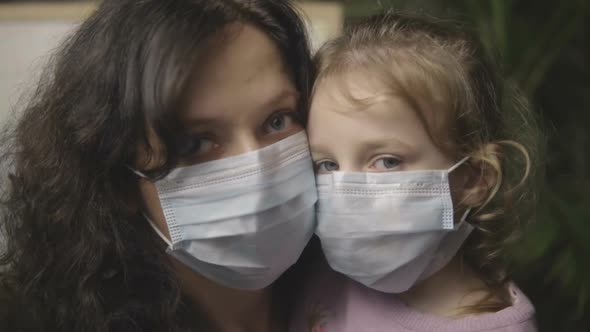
left=180, top=24, right=297, bottom=122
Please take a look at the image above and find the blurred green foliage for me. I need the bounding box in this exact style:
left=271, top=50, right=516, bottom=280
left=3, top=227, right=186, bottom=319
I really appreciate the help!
left=312, top=0, right=590, bottom=330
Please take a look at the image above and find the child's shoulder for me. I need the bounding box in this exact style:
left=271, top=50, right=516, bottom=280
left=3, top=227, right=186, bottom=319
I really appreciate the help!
left=290, top=256, right=410, bottom=331
left=435, top=282, right=538, bottom=332
left=292, top=270, right=537, bottom=332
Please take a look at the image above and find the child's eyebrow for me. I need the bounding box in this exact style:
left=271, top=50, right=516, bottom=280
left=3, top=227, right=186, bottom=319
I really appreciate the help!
left=309, top=143, right=332, bottom=155
left=357, top=137, right=414, bottom=152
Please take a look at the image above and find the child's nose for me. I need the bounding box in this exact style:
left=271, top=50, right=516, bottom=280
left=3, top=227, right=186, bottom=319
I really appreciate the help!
left=335, top=160, right=365, bottom=173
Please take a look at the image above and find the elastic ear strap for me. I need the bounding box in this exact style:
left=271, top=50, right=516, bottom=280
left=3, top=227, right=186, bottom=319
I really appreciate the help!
left=456, top=207, right=472, bottom=229
left=448, top=156, right=471, bottom=173
left=126, top=165, right=149, bottom=179
left=143, top=214, right=173, bottom=248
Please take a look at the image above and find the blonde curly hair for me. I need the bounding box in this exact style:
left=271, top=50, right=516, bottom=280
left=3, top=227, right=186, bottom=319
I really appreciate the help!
left=313, top=11, right=542, bottom=312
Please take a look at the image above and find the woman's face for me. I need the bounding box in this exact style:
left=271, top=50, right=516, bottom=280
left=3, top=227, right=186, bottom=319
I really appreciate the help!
left=139, top=23, right=302, bottom=240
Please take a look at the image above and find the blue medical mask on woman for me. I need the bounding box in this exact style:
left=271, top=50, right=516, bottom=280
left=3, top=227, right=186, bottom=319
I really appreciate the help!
left=131, top=132, right=317, bottom=290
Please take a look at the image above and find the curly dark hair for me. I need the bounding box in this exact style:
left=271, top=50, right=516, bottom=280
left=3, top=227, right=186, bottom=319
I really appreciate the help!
left=0, top=0, right=313, bottom=330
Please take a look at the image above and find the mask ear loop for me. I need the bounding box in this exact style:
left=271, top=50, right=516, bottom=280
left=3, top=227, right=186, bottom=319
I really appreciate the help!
left=126, top=165, right=150, bottom=179
left=447, top=156, right=470, bottom=173
left=456, top=208, right=472, bottom=229
left=448, top=156, right=472, bottom=230
left=144, top=214, right=174, bottom=248
left=126, top=166, right=173, bottom=248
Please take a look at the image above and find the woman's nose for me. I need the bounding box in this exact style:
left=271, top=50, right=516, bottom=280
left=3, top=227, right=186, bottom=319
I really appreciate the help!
left=226, top=132, right=265, bottom=156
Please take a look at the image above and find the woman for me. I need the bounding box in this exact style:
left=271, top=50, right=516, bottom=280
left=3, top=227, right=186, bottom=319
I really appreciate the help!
left=0, top=0, right=315, bottom=330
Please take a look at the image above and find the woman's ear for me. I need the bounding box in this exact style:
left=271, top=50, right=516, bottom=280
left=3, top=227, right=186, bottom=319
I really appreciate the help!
left=454, top=143, right=502, bottom=209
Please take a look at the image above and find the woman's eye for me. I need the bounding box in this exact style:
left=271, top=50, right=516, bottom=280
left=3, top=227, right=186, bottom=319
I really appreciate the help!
left=315, top=160, right=339, bottom=173
left=370, top=156, right=401, bottom=171
left=179, top=136, right=219, bottom=158
left=264, top=111, right=301, bottom=134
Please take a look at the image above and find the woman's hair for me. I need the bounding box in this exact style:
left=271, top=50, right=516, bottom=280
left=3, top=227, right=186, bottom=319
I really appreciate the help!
left=314, top=12, right=541, bottom=311
left=0, top=0, right=312, bottom=330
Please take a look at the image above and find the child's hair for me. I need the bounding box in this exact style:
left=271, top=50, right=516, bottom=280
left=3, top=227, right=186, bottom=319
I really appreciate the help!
left=314, top=12, right=542, bottom=311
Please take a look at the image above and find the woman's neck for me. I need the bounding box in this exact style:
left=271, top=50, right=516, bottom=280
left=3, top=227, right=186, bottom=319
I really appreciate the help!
left=172, top=259, right=280, bottom=331
left=398, top=256, right=506, bottom=317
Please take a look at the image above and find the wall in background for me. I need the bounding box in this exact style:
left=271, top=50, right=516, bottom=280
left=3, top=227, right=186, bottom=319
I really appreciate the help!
left=0, top=21, right=75, bottom=124
left=0, top=2, right=95, bottom=124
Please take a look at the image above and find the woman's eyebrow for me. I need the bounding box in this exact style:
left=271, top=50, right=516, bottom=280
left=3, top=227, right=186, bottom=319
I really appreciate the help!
left=262, top=89, right=299, bottom=109
left=182, top=90, right=300, bottom=132
left=184, top=116, right=227, bottom=130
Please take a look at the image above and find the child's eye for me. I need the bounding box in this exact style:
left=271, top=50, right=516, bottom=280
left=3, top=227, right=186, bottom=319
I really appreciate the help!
left=370, top=156, right=401, bottom=171
left=263, top=111, right=301, bottom=134
left=315, top=160, right=339, bottom=173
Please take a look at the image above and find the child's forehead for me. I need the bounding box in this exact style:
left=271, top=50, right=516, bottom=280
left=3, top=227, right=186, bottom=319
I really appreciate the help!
left=314, top=69, right=393, bottom=103
left=307, top=74, right=434, bottom=159
left=312, top=68, right=411, bottom=116
left=313, top=53, right=453, bottom=114
left=311, top=74, right=420, bottom=128
left=310, top=66, right=452, bottom=148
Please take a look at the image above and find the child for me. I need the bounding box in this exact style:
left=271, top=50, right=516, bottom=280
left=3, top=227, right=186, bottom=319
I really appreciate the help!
left=293, top=12, right=540, bottom=332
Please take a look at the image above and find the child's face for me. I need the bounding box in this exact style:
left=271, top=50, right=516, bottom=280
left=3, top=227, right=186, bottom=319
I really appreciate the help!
left=308, top=71, right=455, bottom=174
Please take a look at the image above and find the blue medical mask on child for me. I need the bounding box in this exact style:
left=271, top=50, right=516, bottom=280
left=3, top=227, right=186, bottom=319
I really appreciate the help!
left=132, top=132, right=317, bottom=290
left=316, top=157, right=473, bottom=293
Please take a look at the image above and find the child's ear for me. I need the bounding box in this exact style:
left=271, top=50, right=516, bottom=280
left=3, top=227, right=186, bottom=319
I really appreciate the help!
left=456, top=143, right=502, bottom=208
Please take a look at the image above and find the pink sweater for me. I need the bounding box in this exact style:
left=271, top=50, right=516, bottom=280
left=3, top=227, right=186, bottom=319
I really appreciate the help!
left=291, top=262, right=537, bottom=332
